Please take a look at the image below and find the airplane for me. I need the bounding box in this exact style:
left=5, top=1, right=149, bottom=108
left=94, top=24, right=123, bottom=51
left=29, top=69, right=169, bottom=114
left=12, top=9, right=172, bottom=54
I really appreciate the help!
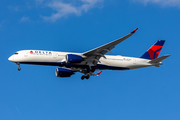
left=8, top=28, right=170, bottom=80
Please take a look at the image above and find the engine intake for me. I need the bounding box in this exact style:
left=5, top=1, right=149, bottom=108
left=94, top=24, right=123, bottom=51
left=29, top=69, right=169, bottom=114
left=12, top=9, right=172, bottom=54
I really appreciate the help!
left=56, top=68, right=74, bottom=77
left=66, top=54, right=83, bottom=63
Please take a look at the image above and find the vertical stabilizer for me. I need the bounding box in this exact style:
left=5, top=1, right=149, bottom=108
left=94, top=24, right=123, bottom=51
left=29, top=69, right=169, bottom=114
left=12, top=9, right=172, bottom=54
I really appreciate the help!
left=140, top=40, right=165, bottom=60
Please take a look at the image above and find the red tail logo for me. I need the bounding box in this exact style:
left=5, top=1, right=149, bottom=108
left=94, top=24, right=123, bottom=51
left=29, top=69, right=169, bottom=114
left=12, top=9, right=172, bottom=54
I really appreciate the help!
left=141, top=40, right=165, bottom=60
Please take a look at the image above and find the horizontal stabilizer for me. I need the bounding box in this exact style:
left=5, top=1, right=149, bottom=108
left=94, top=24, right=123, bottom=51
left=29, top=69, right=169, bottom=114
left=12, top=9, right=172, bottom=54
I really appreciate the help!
left=149, top=55, right=171, bottom=63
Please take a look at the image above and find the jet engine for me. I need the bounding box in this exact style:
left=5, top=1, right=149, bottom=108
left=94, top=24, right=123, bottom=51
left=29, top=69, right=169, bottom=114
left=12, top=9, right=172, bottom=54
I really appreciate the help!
left=55, top=68, right=74, bottom=77
left=66, top=54, right=83, bottom=63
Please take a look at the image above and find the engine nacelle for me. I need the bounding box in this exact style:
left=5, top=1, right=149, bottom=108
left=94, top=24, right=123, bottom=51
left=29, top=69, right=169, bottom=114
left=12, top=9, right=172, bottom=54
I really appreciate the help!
left=66, top=54, right=83, bottom=63
left=55, top=68, right=74, bottom=77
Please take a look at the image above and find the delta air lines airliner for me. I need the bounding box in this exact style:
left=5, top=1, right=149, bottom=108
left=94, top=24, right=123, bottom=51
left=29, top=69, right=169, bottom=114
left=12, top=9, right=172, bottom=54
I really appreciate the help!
left=8, top=28, right=170, bottom=80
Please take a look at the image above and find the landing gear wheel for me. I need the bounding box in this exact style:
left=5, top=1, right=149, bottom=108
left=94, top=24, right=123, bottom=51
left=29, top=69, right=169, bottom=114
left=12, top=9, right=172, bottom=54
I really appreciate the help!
left=85, top=75, right=90, bottom=79
left=81, top=76, right=85, bottom=80
left=81, top=75, right=90, bottom=80
left=17, top=63, right=21, bottom=71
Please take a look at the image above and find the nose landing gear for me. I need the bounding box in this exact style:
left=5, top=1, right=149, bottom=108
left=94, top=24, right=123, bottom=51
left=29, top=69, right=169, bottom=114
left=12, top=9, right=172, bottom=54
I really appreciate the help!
left=17, top=63, right=21, bottom=71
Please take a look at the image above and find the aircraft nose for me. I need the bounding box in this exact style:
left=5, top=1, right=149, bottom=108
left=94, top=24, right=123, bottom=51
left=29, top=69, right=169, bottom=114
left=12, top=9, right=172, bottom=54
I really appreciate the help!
left=8, top=55, right=14, bottom=61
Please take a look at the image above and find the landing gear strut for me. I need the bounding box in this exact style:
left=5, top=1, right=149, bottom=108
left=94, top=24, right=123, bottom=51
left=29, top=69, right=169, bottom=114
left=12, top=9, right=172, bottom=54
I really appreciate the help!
left=81, top=75, right=90, bottom=80
left=17, top=63, right=21, bottom=71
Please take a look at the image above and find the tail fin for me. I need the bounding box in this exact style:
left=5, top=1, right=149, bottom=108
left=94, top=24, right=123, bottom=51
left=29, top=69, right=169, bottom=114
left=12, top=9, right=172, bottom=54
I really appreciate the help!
left=140, top=40, right=165, bottom=60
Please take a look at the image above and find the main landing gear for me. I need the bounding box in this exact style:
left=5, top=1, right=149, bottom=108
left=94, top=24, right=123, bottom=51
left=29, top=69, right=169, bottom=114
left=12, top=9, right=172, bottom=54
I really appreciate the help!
left=17, top=63, right=21, bottom=71
left=81, top=75, right=90, bottom=80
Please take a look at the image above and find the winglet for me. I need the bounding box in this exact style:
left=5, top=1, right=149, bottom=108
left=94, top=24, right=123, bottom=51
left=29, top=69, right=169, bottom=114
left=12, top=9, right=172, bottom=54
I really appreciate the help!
left=97, top=71, right=102, bottom=76
left=131, top=28, right=138, bottom=34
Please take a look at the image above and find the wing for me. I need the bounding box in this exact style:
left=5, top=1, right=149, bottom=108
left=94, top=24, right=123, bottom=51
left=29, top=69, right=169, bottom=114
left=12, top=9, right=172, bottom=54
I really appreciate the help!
left=82, top=28, right=138, bottom=67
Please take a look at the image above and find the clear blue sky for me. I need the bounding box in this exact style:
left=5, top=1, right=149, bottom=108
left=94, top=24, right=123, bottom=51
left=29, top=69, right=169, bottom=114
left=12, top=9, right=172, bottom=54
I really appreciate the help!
left=1, top=0, right=180, bottom=120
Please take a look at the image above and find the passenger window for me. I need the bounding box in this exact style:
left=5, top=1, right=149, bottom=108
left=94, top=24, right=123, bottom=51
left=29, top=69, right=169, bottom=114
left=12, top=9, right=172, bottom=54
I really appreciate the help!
left=14, top=53, right=18, bottom=55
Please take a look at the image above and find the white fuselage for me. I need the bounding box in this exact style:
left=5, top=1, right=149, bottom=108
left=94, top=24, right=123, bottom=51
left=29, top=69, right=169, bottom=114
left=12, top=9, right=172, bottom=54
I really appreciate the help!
left=8, top=50, right=154, bottom=70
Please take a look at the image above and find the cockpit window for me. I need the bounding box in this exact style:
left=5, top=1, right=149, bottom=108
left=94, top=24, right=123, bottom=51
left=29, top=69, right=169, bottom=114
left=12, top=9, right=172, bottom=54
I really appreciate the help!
left=14, top=53, right=18, bottom=55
